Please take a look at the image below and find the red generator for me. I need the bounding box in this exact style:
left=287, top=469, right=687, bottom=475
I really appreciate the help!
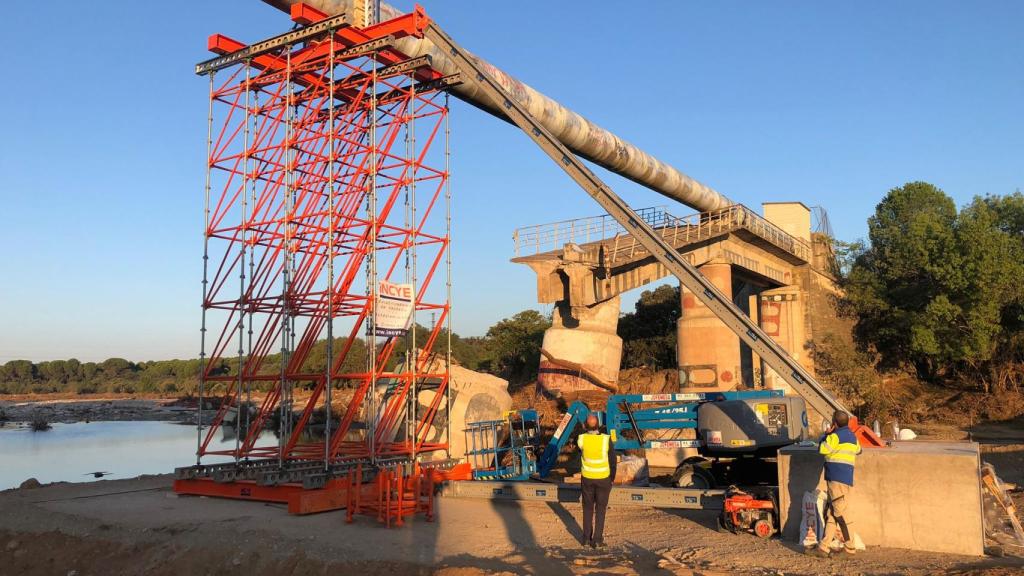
left=719, top=486, right=778, bottom=538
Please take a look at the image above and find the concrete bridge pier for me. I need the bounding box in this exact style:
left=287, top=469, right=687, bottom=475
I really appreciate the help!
left=677, top=259, right=743, bottom=391
left=756, top=286, right=809, bottom=395
left=537, top=296, right=623, bottom=396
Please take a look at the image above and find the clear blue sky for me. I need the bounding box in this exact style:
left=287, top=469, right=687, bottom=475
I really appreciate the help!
left=1, top=1, right=1021, bottom=362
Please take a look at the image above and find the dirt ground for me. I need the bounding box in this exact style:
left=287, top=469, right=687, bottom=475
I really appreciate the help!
left=1, top=473, right=1021, bottom=576
left=3, top=379, right=1023, bottom=575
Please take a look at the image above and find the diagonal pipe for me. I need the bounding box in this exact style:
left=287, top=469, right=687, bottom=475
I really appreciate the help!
left=262, top=0, right=733, bottom=213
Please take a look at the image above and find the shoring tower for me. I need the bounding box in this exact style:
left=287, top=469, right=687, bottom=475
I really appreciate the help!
left=175, top=6, right=456, bottom=512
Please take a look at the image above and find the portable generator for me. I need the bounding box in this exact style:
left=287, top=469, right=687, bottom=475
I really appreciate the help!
left=719, top=486, right=778, bottom=538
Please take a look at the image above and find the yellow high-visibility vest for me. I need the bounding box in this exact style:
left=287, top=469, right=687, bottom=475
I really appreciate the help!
left=819, top=432, right=860, bottom=466
left=578, top=432, right=611, bottom=479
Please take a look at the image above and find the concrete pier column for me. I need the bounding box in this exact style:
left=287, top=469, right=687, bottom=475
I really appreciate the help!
left=537, top=296, right=623, bottom=396
left=757, top=287, right=810, bottom=395
left=677, top=259, right=741, bottom=391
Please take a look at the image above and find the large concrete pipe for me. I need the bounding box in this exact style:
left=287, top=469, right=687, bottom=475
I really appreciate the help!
left=262, top=0, right=733, bottom=213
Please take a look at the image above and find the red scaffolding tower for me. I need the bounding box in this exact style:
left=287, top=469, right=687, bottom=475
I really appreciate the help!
left=175, top=5, right=456, bottom=509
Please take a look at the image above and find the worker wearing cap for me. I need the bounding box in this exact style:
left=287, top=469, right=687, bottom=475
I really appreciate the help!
left=577, top=413, right=617, bottom=549
left=808, top=410, right=862, bottom=557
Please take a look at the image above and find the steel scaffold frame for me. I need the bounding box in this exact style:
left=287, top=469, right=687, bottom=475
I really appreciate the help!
left=183, top=7, right=453, bottom=497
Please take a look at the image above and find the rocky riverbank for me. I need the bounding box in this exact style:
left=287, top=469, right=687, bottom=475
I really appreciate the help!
left=0, top=398, right=194, bottom=426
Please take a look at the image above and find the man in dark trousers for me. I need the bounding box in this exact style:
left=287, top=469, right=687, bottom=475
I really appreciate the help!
left=808, top=410, right=862, bottom=557
left=576, top=413, right=617, bottom=548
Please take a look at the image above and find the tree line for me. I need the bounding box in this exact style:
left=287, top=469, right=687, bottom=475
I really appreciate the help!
left=0, top=312, right=553, bottom=396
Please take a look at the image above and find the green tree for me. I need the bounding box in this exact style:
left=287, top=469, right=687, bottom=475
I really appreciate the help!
left=3, top=360, right=36, bottom=382
left=66, top=358, right=83, bottom=381
left=618, top=284, right=680, bottom=369
left=82, top=362, right=99, bottom=381
left=845, top=182, right=962, bottom=378
left=483, top=310, right=550, bottom=383
left=37, top=360, right=70, bottom=383
left=845, top=183, right=1024, bottom=385
left=99, top=358, right=135, bottom=378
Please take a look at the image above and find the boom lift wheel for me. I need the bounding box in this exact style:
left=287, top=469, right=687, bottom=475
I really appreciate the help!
left=671, top=458, right=715, bottom=489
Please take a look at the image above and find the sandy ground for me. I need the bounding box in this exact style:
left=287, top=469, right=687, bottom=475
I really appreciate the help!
left=0, top=474, right=1021, bottom=576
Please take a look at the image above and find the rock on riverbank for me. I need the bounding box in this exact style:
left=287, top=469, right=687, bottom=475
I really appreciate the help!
left=0, top=398, right=193, bottom=425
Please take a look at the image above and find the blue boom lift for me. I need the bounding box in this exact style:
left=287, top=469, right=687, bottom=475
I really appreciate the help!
left=465, top=390, right=808, bottom=488
left=535, top=390, right=809, bottom=487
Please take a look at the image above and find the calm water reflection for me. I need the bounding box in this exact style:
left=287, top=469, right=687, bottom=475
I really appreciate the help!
left=0, top=421, right=270, bottom=490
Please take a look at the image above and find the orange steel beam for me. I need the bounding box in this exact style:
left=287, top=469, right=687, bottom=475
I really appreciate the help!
left=290, top=2, right=328, bottom=25
left=173, top=478, right=350, bottom=515
left=205, top=8, right=437, bottom=104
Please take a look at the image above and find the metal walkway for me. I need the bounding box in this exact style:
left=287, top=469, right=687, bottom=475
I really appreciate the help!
left=513, top=204, right=811, bottom=265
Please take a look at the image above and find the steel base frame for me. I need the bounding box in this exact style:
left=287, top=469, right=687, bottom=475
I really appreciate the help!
left=173, top=477, right=350, bottom=515
left=443, top=480, right=727, bottom=511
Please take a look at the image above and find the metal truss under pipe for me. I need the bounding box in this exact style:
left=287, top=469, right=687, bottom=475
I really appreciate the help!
left=261, top=0, right=733, bottom=213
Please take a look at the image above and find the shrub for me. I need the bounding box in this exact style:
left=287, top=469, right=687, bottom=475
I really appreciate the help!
left=30, top=416, right=52, bottom=431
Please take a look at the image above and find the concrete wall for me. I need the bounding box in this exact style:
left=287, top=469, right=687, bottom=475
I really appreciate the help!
left=763, top=202, right=812, bottom=244
left=778, top=442, right=984, bottom=556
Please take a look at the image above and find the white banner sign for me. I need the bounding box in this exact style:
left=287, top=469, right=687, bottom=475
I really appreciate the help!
left=373, top=280, right=414, bottom=337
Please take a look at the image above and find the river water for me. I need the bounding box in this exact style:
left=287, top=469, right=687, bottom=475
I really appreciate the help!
left=0, top=421, right=270, bottom=490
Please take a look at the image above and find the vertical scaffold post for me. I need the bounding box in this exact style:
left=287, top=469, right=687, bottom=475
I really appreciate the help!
left=324, top=29, right=336, bottom=469
left=367, top=51, right=379, bottom=464
left=444, top=91, right=452, bottom=460
left=197, top=70, right=215, bottom=467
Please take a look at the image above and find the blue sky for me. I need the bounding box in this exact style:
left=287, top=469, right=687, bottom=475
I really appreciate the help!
left=1, top=1, right=1021, bottom=362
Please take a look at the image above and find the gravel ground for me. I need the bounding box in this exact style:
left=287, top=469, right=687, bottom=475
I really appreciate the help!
left=0, top=475, right=1021, bottom=576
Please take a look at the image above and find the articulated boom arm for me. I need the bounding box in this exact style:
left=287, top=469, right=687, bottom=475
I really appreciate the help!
left=422, top=21, right=883, bottom=447
left=537, top=401, right=592, bottom=477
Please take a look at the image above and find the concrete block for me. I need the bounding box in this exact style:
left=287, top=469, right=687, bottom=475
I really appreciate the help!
left=778, top=441, right=984, bottom=556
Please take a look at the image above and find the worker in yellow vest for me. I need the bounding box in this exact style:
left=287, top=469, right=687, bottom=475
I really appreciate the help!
left=577, top=414, right=617, bottom=548
left=808, top=410, right=862, bottom=557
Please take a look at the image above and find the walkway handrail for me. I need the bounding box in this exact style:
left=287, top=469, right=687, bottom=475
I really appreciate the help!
left=513, top=204, right=810, bottom=262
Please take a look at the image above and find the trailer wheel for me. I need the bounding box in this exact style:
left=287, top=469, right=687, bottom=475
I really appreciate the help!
left=753, top=518, right=774, bottom=538
left=671, top=462, right=715, bottom=489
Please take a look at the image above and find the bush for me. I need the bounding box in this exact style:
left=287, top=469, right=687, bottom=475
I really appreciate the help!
left=808, top=333, right=890, bottom=420
left=30, top=416, right=52, bottom=431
